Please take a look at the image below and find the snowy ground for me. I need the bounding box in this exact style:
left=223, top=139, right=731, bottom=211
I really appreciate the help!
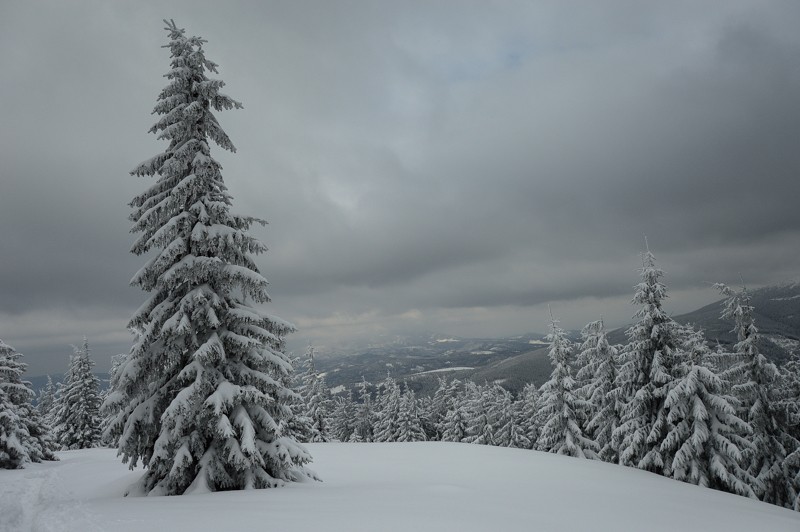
left=1, top=443, right=798, bottom=532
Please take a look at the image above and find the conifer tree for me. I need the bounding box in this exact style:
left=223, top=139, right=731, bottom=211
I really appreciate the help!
left=0, top=380, right=27, bottom=469
left=613, top=248, right=680, bottom=473
left=431, top=378, right=459, bottom=439
left=715, top=283, right=799, bottom=507
left=660, top=325, right=756, bottom=497
left=281, top=354, right=313, bottom=444
left=0, top=339, right=57, bottom=468
left=518, top=382, right=541, bottom=450
left=440, top=380, right=469, bottom=443
left=37, top=375, right=57, bottom=423
left=417, top=394, right=438, bottom=441
left=101, top=353, right=128, bottom=446
left=778, top=357, right=800, bottom=510
left=106, top=20, right=311, bottom=495
left=537, top=314, right=597, bottom=458
left=52, top=338, right=102, bottom=449
left=396, top=388, right=426, bottom=443
left=16, top=398, right=59, bottom=464
left=300, top=344, right=317, bottom=399
left=493, top=386, right=528, bottom=449
left=576, top=319, right=622, bottom=463
left=330, top=391, right=356, bottom=442
left=305, top=375, right=333, bottom=443
left=464, top=382, right=496, bottom=446
left=778, top=356, right=800, bottom=442
left=352, top=378, right=375, bottom=442
left=425, top=377, right=453, bottom=441
left=374, top=376, right=402, bottom=442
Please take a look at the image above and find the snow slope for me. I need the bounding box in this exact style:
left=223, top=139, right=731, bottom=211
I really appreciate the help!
left=1, top=443, right=798, bottom=532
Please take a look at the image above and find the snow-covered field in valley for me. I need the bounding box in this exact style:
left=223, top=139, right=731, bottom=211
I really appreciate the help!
left=1, top=442, right=798, bottom=532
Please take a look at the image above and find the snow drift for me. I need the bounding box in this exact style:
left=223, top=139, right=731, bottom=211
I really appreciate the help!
left=1, top=442, right=798, bottom=532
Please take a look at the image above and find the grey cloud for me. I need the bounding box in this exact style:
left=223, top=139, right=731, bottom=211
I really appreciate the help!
left=2, top=1, right=799, bottom=374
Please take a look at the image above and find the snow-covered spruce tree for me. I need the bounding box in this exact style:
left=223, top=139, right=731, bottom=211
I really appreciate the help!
left=613, top=248, right=680, bottom=474
left=537, top=314, right=597, bottom=458
left=53, top=338, right=102, bottom=449
left=295, top=343, right=331, bottom=442
left=106, top=21, right=312, bottom=495
left=435, top=378, right=462, bottom=438
left=518, top=382, right=541, bottom=449
left=37, top=375, right=57, bottom=423
left=417, top=394, right=438, bottom=441
left=779, top=357, right=800, bottom=509
left=396, top=387, right=427, bottom=443
left=425, top=377, right=455, bottom=441
left=660, top=325, right=756, bottom=497
left=464, top=381, right=496, bottom=446
left=374, top=376, right=402, bottom=442
left=576, top=319, right=622, bottom=463
left=779, top=356, right=800, bottom=442
left=0, top=339, right=58, bottom=468
left=305, top=374, right=333, bottom=443
left=330, top=391, right=356, bottom=442
left=300, top=344, right=317, bottom=400
left=101, top=353, right=128, bottom=446
left=440, top=380, right=469, bottom=443
left=0, top=382, right=27, bottom=469
left=352, top=378, right=375, bottom=442
left=493, top=386, right=529, bottom=449
left=280, top=354, right=313, bottom=444
left=714, top=283, right=799, bottom=508
left=790, top=450, right=800, bottom=511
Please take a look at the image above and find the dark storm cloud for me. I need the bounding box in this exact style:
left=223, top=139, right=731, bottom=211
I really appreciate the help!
left=1, top=1, right=799, bottom=373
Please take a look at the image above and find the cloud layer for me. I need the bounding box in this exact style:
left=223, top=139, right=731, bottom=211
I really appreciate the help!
left=2, top=1, right=799, bottom=373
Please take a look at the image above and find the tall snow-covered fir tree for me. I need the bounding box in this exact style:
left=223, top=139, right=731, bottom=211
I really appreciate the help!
left=52, top=338, right=102, bottom=449
left=575, top=319, right=622, bottom=463
left=330, top=391, right=356, bottom=442
left=517, top=382, right=541, bottom=450
left=296, top=343, right=331, bottom=442
left=536, top=314, right=597, bottom=458
left=280, top=354, right=313, bottom=444
left=300, top=344, right=317, bottom=399
left=779, top=357, right=800, bottom=510
left=779, top=356, right=800, bottom=443
left=104, top=20, right=312, bottom=495
left=440, top=380, right=469, bottom=443
left=417, top=394, right=438, bottom=440
left=463, top=381, right=497, bottom=446
left=0, top=339, right=58, bottom=469
left=492, top=385, right=528, bottom=449
left=352, top=378, right=375, bottom=443
left=426, top=377, right=455, bottom=441
left=304, top=374, right=333, bottom=443
left=433, top=378, right=462, bottom=439
left=101, top=353, right=128, bottom=446
left=715, top=283, right=799, bottom=508
left=37, top=375, right=57, bottom=423
left=395, top=387, right=426, bottom=443
left=660, top=325, right=756, bottom=497
left=374, top=376, right=402, bottom=443
left=613, top=248, right=680, bottom=474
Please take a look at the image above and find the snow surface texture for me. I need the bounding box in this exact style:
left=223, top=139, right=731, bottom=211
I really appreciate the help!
left=1, top=443, right=798, bottom=532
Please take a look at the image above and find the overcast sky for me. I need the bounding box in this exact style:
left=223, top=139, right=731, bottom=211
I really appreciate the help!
left=2, top=1, right=799, bottom=375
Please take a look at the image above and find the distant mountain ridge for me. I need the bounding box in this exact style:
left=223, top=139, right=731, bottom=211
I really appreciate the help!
left=313, top=281, right=800, bottom=396
left=26, top=282, right=800, bottom=399
left=672, top=281, right=800, bottom=364
left=606, top=281, right=800, bottom=364
left=311, top=331, right=554, bottom=397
